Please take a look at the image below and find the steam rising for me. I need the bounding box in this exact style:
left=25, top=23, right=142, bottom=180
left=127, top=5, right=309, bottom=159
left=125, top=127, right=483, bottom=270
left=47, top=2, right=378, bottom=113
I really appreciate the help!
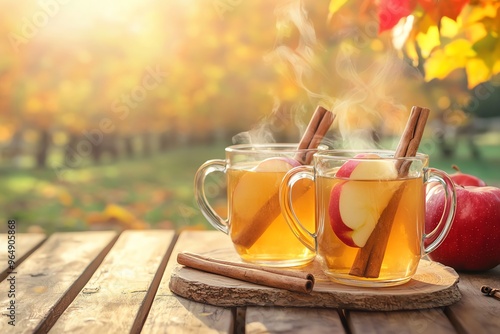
left=233, top=0, right=332, bottom=145
left=233, top=0, right=424, bottom=149
left=331, top=46, right=420, bottom=149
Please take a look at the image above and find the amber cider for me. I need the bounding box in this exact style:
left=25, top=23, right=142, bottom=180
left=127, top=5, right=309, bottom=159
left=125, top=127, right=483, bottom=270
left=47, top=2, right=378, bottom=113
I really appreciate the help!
left=227, top=164, right=315, bottom=266
left=317, top=174, right=425, bottom=284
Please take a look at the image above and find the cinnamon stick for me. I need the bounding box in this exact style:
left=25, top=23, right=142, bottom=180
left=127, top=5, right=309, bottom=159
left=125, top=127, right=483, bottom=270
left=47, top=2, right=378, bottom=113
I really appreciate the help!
left=481, top=286, right=500, bottom=301
left=177, top=252, right=315, bottom=293
left=294, top=106, right=335, bottom=164
left=232, top=106, right=334, bottom=248
left=349, top=106, right=430, bottom=278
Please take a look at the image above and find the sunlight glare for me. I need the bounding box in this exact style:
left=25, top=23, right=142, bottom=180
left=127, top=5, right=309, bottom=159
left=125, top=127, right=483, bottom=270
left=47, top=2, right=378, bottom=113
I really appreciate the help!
left=40, top=0, right=151, bottom=40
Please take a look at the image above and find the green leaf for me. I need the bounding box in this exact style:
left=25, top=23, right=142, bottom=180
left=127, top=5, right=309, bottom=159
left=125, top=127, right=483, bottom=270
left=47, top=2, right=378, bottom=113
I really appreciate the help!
left=472, top=33, right=500, bottom=68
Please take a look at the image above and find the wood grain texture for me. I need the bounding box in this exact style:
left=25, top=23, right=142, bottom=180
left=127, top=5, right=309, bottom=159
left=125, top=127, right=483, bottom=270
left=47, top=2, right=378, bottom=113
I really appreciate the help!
left=246, top=306, right=346, bottom=334
left=347, top=309, right=456, bottom=334
left=169, top=232, right=461, bottom=311
left=0, top=231, right=117, bottom=334
left=445, top=265, right=500, bottom=334
left=0, top=233, right=46, bottom=281
left=49, top=230, right=175, bottom=334
left=142, top=231, right=234, bottom=334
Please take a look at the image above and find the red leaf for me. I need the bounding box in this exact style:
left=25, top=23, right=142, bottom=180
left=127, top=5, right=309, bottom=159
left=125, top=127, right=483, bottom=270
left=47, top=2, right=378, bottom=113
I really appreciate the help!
left=418, top=0, right=470, bottom=23
left=378, top=0, right=418, bottom=33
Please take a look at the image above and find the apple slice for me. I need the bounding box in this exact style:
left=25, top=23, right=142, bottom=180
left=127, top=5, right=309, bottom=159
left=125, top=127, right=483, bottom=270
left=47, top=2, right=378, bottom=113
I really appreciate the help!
left=329, top=154, right=399, bottom=248
left=335, top=153, right=398, bottom=180
left=253, top=157, right=301, bottom=172
left=231, top=157, right=300, bottom=224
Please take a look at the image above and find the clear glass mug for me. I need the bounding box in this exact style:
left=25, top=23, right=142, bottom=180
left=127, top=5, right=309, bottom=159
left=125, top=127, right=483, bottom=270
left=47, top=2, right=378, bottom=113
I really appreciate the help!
left=280, top=150, right=457, bottom=287
left=194, top=143, right=320, bottom=267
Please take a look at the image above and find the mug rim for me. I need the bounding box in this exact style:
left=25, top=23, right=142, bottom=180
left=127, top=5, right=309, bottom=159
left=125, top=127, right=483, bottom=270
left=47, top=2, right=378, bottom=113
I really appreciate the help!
left=225, top=143, right=328, bottom=153
left=314, top=149, right=428, bottom=161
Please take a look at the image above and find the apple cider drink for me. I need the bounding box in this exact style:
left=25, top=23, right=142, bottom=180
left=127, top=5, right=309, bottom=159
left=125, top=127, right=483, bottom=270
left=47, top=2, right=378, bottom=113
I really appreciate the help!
left=228, top=162, right=316, bottom=266
left=317, top=172, right=425, bottom=284
left=280, top=148, right=456, bottom=287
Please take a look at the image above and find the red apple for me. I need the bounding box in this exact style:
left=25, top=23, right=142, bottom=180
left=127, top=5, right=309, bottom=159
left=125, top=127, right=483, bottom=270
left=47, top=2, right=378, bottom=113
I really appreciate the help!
left=329, top=154, right=399, bottom=247
left=425, top=184, right=500, bottom=271
left=449, top=165, right=487, bottom=187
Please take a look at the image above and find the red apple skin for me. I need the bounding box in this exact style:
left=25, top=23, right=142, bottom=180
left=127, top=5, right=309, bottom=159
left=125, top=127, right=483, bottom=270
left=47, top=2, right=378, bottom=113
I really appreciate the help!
left=335, top=153, right=378, bottom=178
left=425, top=185, right=500, bottom=271
left=449, top=173, right=487, bottom=187
left=329, top=156, right=370, bottom=248
left=449, top=165, right=487, bottom=187
left=329, top=181, right=358, bottom=248
left=329, top=154, right=398, bottom=248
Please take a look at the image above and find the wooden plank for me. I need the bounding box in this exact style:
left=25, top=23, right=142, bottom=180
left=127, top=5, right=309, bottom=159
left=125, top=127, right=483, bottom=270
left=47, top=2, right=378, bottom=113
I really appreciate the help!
left=0, top=231, right=118, bottom=333
left=0, top=233, right=46, bottom=281
left=445, top=265, right=500, bottom=334
left=142, top=231, right=234, bottom=334
left=347, top=309, right=456, bottom=334
left=49, top=230, right=175, bottom=334
left=246, top=307, right=346, bottom=333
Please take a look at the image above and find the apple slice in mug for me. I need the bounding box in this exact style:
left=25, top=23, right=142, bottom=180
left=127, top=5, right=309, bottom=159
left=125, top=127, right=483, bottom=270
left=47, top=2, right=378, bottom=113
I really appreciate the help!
left=252, top=157, right=301, bottom=172
left=329, top=154, right=399, bottom=248
left=231, top=157, right=300, bottom=224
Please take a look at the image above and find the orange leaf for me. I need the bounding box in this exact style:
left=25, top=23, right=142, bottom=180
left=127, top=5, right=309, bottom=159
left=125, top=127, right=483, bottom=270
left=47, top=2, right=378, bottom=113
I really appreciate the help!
left=418, top=0, right=470, bottom=24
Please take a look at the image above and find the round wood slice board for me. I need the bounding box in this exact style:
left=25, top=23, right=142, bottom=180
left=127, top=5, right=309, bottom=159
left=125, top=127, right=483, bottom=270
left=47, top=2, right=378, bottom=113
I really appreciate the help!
left=169, top=249, right=461, bottom=311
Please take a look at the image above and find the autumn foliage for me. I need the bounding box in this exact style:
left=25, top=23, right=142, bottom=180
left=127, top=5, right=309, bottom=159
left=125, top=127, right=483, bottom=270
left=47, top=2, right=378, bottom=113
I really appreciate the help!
left=0, top=0, right=498, bottom=169
left=329, top=0, right=500, bottom=88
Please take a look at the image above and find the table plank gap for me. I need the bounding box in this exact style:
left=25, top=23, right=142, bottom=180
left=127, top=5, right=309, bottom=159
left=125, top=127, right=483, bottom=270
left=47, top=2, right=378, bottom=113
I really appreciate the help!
left=234, top=307, right=246, bottom=334
left=36, top=231, right=120, bottom=333
left=0, top=231, right=119, bottom=333
left=142, top=231, right=234, bottom=334
left=444, top=266, right=500, bottom=334
left=130, top=231, right=178, bottom=334
left=339, top=309, right=353, bottom=334
left=246, top=306, right=346, bottom=334
left=48, top=230, right=176, bottom=334
left=347, top=308, right=456, bottom=334
left=0, top=233, right=47, bottom=282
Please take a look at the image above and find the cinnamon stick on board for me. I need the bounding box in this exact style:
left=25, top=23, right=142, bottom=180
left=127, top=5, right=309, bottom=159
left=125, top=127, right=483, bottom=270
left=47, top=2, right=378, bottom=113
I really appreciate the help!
left=177, top=252, right=315, bottom=293
left=231, top=106, right=335, bottom=249
left=349, top=106, right=430, bottom=278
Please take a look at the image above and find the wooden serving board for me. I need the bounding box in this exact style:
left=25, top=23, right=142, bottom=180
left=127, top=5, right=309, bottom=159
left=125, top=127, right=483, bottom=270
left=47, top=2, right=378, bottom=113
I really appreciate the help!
left=169, top=245, right=461, bottom=311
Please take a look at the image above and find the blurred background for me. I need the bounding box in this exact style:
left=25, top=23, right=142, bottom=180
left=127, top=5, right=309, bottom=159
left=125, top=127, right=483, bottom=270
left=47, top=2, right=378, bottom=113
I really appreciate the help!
left=1, top=0, right=499, bottom=234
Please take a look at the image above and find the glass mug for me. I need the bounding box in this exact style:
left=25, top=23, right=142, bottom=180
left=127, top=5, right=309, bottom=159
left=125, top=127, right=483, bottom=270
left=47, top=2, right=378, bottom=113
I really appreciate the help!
left=280, top=150, right=457, bottom=287
left=194, top=143, right=320, bottom=267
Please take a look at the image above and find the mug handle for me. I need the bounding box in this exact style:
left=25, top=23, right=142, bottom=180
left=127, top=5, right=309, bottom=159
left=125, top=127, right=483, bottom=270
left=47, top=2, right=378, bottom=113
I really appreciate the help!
left=423, top=167, right=457, bottom=254
left=194, top=159, right=228, bottom=234
left=279, top=165, right=316, bottom=252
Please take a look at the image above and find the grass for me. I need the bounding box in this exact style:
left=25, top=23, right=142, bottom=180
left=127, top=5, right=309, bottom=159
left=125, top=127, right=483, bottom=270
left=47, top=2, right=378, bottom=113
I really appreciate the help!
left=1, top=138, right=499, bottom=235
left=0, top=142, right=227, bottom=234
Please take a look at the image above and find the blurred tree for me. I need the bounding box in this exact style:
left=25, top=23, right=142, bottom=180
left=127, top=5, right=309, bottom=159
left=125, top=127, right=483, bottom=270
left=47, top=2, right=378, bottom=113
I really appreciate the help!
left=6, top=0, right=497, bottom=168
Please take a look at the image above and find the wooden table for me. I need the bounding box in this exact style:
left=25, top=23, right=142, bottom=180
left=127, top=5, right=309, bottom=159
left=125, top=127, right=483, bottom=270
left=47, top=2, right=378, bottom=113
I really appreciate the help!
left=0, top=230, right=498, bottom=333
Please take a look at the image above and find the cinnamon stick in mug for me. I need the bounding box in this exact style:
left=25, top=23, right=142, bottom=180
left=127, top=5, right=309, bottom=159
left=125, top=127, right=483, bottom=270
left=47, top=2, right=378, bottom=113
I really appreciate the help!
left=349, top=106, right=430, bottom=278
left=231, top=106, right=334, bottom=249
